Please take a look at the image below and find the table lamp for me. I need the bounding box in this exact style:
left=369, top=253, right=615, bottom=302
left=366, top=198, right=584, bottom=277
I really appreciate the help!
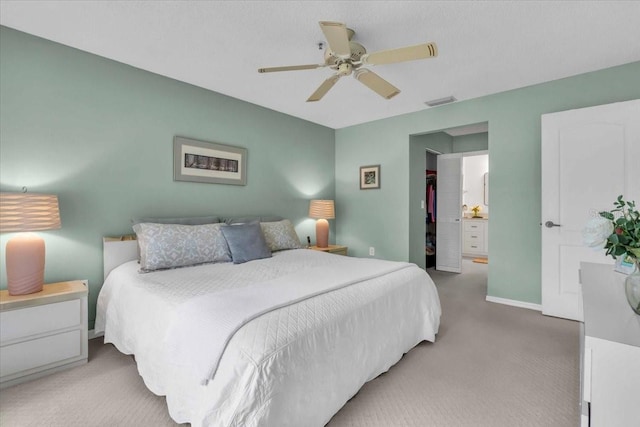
left=309, top=199, right=335, bottom=248
left=0, top=192, right=61, bottom=295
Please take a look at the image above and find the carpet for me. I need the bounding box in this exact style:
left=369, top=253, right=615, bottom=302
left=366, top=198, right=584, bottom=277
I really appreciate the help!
left=0, top=260, right=579, bottom=427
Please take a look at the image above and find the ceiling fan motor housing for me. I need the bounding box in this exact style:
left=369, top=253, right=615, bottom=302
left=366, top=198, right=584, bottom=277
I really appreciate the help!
left=324, top=41, right=367, bottom=66
left=337, top=62, right=353, bottom=76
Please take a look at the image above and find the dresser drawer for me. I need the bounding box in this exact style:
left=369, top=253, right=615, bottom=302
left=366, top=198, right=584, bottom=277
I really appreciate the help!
left=0, top=299, right=82, bottom=344
left=0, top=329, right=83, bottom=377
left=464, top=230, right=484, bottom=241
left=463, top=241, right=484, bottom=252
left=464, top=231, right=484, bottom=244
left=464, top=231, right=485, bottom=252
left=464, top=221, right=485, bottom=232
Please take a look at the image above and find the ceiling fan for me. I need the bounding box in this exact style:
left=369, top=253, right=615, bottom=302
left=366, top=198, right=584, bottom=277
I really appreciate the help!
left=258, top=21, right=438, bottom=102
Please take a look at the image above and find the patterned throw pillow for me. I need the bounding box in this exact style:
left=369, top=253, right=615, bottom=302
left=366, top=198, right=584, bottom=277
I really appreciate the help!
left=260, top=219, right=303, bottom=252
left=133, top=223, right=231, bottom=272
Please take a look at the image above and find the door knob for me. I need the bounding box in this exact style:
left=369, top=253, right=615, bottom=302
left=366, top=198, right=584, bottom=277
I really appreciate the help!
left=544, top=221, right=561, bottom=228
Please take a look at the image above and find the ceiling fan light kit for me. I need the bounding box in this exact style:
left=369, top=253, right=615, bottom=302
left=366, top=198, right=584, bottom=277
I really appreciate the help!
left=258, top=21, right=438, bottom=102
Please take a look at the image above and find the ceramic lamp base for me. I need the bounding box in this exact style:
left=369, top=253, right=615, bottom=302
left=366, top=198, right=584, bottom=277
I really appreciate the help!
left=6, top=232, right=45, bottom=295
left=315, top=218, right=329, bottom=248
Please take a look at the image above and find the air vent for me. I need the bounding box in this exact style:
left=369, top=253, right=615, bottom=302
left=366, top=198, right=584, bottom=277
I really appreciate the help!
left=424, top=96, right=457, bottom=107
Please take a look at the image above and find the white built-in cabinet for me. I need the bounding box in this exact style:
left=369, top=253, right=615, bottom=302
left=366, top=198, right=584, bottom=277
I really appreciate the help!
left=462, top=219, right=488, bottom=257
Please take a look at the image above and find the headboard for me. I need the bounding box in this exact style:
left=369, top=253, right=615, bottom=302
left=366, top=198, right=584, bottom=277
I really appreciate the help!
left=103, top=235, right=138, bottom=280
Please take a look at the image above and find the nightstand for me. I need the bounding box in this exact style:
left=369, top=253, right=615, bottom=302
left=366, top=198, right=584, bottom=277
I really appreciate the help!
left=0, top=280, right=88, bottom=388
left=310, top=245, right=348, bottom=256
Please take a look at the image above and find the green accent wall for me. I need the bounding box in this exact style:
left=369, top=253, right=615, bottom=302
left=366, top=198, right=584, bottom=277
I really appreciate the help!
left=0, top=27, right=335, bottom=328
left=453, top=132, right=488, bottom=153
left=336, top=61, right=640, bottom=305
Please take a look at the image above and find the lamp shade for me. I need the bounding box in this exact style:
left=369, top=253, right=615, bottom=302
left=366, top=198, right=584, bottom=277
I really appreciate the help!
left=1, top=192, right=61, bottom=295
left=309, top=200, right=335, bottom=220
left=0, top=193, right=61, bottom=232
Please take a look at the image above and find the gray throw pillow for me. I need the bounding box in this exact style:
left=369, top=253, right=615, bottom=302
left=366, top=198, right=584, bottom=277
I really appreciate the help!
left=221, top=221, right=272, bottom=264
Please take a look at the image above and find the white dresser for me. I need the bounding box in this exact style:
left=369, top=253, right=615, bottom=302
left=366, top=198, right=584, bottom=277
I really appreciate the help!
left=462, top=219, right=488, bottom=257
left=579, top=262, right=640, bottom=427
left=0, top=280, right=88, bottom=388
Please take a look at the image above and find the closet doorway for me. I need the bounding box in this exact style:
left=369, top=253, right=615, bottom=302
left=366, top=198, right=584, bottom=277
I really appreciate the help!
left=409, top=122, right=489, bottom=273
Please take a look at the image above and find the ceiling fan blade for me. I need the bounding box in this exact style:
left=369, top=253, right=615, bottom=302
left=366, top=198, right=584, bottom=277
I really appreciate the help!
left=354, top=69, right=400, bottom=99
left=307, top=75, right=341, bottom=102
left=258, top=64, right=325, bottom=73
left=361, top=42, right=438, bottom=66
left=319, top=21, right=351, bottom=58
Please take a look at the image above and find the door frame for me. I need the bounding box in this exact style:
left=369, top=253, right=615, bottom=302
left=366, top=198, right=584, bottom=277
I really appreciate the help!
left=407, top=124, right=490, bottom=272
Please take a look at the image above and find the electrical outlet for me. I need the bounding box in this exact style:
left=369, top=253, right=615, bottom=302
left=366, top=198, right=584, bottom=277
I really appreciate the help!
left=421, top=200, right=425, bottom=209
left=369, top=247, right=375, bottom=256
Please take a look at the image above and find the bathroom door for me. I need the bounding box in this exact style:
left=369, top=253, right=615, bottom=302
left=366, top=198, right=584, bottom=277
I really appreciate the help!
left=436, top=153, right=462, bottom=273
left=541, top=99, right=640, bottom=321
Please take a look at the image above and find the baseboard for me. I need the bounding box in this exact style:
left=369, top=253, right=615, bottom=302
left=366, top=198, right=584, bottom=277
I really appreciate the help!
left=485, top=296, right=542, bottom=311
left=88, top=329, right=104, bottom=340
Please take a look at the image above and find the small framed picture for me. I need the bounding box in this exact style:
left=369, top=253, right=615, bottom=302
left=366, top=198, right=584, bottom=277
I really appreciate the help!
left=360, top=165, right=381, bottom=190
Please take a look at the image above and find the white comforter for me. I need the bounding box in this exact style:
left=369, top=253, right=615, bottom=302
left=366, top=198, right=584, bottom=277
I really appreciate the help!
left=95, top=249, right=441, bottom=427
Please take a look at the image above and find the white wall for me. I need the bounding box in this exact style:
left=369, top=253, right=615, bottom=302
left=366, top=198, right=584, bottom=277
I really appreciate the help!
left=463, top=154, right=489, bottom=215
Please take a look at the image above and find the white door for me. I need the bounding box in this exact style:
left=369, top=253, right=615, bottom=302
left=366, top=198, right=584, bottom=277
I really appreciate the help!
left=541, top=99, right=640, bottom=321
left=436, top=153, right=463, bottom=273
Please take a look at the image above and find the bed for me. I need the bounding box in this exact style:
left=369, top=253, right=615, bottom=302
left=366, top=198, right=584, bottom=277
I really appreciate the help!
left=94, top=219, right=441, bottom=427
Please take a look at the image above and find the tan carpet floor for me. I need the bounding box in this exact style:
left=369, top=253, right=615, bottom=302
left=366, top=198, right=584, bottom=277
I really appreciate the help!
left=0, top=260, right=580, bottom=426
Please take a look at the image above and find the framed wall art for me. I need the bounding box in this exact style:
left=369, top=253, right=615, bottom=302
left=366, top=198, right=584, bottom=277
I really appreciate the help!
left=173, top=136, right=247, bottom=185
left=360, top=164, right=381, bottom=190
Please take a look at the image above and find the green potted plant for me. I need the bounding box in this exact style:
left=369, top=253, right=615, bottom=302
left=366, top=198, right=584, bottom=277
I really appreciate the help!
left=583, top=196, right=640, bottom=314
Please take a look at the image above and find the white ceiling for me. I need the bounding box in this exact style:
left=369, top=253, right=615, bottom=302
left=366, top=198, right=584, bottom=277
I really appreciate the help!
left=1, top=1, right=639, bottom=129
